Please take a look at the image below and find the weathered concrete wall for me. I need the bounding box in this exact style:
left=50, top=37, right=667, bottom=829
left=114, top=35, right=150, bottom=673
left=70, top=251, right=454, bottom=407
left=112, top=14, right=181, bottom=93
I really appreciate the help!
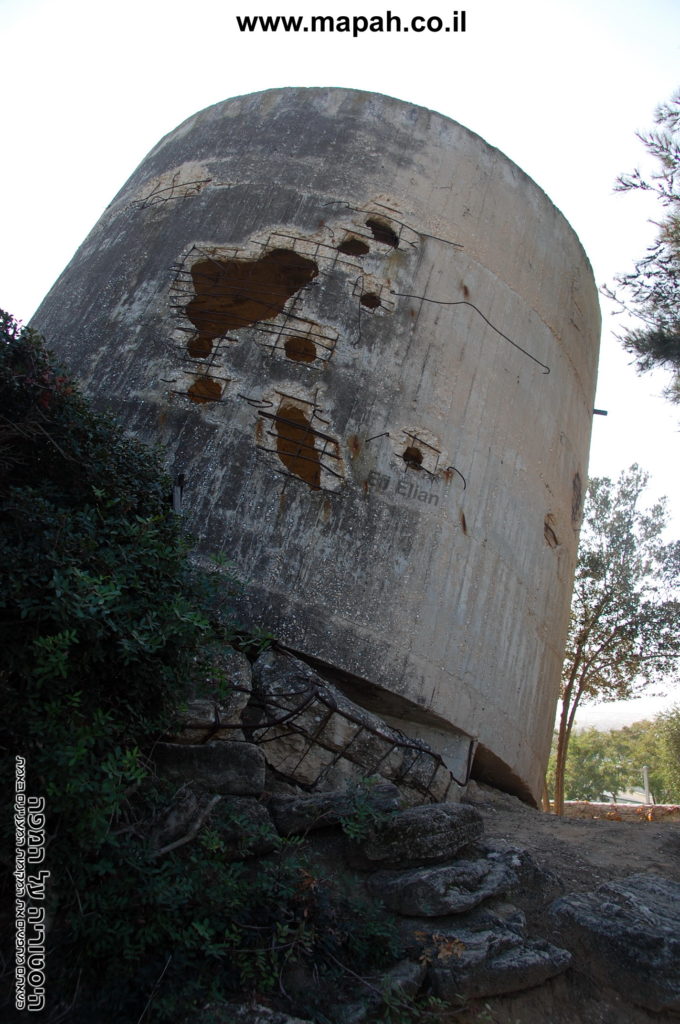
left=31, top=87, right=600, bottom=803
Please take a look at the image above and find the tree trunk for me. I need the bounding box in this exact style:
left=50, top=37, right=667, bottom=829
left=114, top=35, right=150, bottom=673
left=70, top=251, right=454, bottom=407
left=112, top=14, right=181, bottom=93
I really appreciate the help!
left=553, top=674, right=587, bottom=815
left=554, top=689, right=572, bottom=815
left=541, top=780, right=551, bottom=813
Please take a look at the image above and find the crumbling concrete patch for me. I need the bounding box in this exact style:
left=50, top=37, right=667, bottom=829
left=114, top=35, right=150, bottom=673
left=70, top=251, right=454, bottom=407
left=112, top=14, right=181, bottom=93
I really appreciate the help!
left=246, top=649, right=458, bottom=803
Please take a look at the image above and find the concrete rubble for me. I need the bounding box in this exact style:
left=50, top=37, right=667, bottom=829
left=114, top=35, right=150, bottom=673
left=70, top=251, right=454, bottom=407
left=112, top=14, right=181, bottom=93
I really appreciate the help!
left=152, top=645, right=680, bottom=1022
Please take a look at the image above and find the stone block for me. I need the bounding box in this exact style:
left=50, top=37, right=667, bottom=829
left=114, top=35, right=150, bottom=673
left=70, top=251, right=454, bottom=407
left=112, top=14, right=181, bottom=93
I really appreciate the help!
left=368, top=846, right=522, bottom=916
left=345, top=803, right=483, bottom=870
left=269, top=781, right=402, bottom=836
left=152, top=740, right=265, bottom=795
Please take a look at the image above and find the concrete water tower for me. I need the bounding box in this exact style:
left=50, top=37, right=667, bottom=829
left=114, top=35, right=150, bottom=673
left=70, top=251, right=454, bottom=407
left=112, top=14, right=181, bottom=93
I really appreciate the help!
left=32, top=88, right=600, bottom=804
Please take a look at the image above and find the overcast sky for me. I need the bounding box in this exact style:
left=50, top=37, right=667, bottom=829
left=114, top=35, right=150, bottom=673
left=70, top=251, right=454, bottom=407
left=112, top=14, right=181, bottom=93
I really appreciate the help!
left=1, top=0, right=678, bottom=727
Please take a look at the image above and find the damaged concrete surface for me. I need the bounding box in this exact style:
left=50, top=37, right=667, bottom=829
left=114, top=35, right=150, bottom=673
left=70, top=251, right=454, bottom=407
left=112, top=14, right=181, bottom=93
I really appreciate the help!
left=30, top=87, right=601, bottom=803
left=146, top=646, right=680, bottom=1023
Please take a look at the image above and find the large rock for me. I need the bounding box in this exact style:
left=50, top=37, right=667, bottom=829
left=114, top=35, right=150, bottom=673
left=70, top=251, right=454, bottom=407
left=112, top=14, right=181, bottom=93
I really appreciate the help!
left=345, top=803, right=483, bottom=870
left=269, top=781, right=402, bottom=836
left=367, top=846, right=524, bottom=916
left=152, top=740, right=265, bottom=795
left=246, top=650, right=458, bottom=804
left=430, top=937, right=572, bottom=1000
left=401, top=904, right=571, bottom=1000
left=551, top=873, right=680, bottom=1014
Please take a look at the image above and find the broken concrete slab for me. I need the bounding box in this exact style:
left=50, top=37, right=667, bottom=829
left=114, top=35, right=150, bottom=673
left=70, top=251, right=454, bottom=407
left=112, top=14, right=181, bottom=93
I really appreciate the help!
left=345, top=803, right=484, bottom=870
left=247, top=650, right=458, bottom=804
left=367, top=846, right=523, bottom=916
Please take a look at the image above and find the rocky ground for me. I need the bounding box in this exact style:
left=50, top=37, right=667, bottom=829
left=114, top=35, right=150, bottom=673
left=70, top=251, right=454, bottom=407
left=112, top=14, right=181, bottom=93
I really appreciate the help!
left=457, top=783, right=680, bottom=1023
left=159, top=647, right=680, bottom=1024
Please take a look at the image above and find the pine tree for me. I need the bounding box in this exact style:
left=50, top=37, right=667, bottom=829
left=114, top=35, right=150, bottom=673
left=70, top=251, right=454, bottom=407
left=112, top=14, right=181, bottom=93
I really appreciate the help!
left=607, top=89, right=680, bottom=403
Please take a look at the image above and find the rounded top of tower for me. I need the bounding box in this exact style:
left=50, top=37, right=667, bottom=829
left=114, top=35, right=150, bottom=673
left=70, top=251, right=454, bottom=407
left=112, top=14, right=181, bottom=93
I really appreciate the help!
left=140, top=85, right=591, bottom=267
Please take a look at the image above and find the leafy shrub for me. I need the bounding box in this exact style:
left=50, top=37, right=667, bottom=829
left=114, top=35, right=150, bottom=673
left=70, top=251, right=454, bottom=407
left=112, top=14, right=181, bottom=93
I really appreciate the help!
left=339, top=776, right=398, bottom=841
left=0, top=313, right=235, bottom=1019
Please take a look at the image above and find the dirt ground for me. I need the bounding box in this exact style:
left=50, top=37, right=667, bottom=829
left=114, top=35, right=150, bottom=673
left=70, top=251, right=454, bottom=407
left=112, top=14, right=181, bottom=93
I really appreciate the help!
left=465, top=782, right=680, bottom=893
left=454, top=782, right=680, bottom=1023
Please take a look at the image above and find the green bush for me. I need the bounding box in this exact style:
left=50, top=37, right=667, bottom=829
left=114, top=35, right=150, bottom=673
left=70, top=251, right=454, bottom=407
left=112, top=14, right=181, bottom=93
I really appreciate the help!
left=0, top=312, right=235, bottom=1019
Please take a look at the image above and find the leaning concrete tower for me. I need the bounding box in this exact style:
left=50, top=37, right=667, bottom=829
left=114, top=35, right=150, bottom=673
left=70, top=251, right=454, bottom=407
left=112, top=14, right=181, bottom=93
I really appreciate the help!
left=32, top=88, right=600, bottom=803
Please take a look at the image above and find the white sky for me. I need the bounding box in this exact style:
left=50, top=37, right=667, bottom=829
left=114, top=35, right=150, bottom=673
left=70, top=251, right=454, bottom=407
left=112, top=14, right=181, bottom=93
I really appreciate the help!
left=1, top=0, right=678, bottom=728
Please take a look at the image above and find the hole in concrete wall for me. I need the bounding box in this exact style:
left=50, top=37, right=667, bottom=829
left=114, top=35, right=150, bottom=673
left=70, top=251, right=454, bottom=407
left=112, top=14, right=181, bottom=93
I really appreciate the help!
left=338, top=237, right=370, bottom=257
left=185, top=249, right=318, bottom=352
left=285, top=336, right=317, bottom=363
left=460, top=511, right=468, bottom=535
left=187, top=336, right=214, bottom=358
left=187, top=377, right=222, bottom=404
left=360, top=292, right=381, bottom=309
left=544, top=514, right=559, bottom=548
left=571, top=472, right=583, bottom=525
left=400, top=431, right=442, bottom=477
left=366, top=218, right=399, bottom=248
left=403, top=446, right=423, bottom=470
left=276, top=402, right=321, bottom=489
